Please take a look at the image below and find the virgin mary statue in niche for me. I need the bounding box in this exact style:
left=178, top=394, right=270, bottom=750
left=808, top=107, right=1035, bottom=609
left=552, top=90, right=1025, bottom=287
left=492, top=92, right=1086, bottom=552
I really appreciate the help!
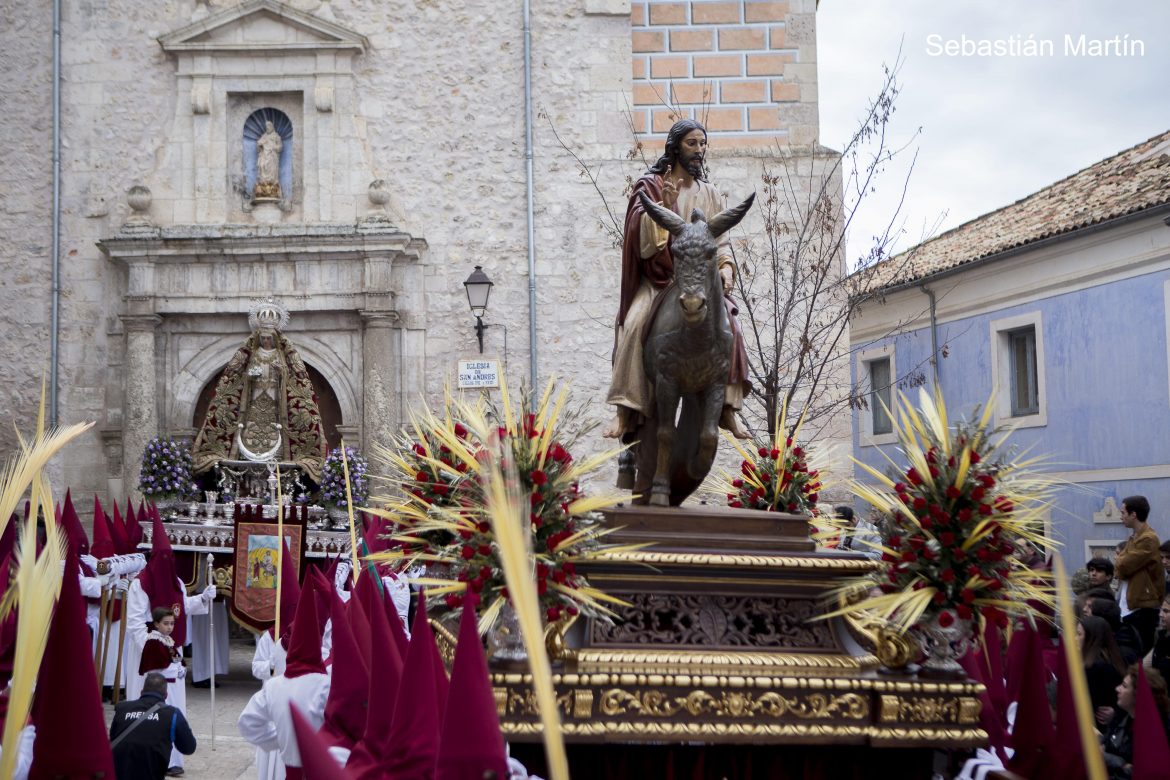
left=254, top=120, right=282, bottom=200
left=244, top=108, right=292, bottom=203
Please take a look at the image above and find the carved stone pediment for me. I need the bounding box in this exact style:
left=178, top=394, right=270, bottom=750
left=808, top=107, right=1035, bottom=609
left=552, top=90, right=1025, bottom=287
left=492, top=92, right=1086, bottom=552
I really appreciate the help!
left=158, top=0, right=368, bottom=55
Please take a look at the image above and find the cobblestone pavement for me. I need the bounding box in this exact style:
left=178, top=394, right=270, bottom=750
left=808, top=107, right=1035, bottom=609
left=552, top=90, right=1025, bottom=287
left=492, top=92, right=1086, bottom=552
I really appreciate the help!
left=103, top=635, right=262, bottom=780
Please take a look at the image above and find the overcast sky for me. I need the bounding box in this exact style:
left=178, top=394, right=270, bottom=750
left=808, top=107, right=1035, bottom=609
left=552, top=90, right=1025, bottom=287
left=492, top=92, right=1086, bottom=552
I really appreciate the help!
left=817, top=1, right=1170, bottom=268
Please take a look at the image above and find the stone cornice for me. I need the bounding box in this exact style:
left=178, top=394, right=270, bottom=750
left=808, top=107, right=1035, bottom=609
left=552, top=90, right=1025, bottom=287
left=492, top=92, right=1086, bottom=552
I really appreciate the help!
left=98, top=223, right=425, bottom=264
left=158, top=0, right=369, bottom=55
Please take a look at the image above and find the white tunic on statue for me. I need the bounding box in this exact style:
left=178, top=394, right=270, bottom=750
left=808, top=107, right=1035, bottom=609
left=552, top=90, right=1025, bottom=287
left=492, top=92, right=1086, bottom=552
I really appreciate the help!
left=238, top=672, right=331, bottom=776
left=189, top=601, right=230, bottom=682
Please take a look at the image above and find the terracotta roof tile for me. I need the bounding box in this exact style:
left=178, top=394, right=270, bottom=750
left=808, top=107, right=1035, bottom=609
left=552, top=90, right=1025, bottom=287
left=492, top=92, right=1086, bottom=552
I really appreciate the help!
left=863, top=129, right=1170, bottom=290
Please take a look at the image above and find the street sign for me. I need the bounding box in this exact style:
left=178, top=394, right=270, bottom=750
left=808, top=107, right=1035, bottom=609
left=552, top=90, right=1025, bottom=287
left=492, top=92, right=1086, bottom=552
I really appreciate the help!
left=457, top=359, right=499, bottom=389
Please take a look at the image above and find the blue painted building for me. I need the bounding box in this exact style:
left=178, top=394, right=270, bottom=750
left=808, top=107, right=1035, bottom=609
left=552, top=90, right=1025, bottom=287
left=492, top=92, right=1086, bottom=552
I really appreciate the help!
left=850, top=130, right=1170, bottom=565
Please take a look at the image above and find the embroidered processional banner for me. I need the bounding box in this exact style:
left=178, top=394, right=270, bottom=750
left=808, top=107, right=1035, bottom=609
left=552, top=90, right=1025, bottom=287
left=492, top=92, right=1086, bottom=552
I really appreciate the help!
left=230, top=516, right=306, bottom=633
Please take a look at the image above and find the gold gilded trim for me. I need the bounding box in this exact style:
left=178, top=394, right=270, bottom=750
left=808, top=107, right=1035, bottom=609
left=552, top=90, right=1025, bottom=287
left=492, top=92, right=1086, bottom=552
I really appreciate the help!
left=869, top=727, right=988, bottom=743
left=573, top=649, right=880, bottom=672
left=588, top=551, right=882, bottom=571
left=878, top=694, right=981, bottom=725
left=491, top=671, right=983, bottom=696
left=499, top=721, right=872, bottom=740
left=599, top=688, right=870, bottom=721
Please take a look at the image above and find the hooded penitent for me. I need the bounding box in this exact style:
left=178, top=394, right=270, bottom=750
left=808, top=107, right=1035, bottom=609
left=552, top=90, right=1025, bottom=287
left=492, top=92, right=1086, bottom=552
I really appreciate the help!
left=29, top=549, right=116, bottom=779
left=381, top=593, right=442, bottom=778
left=283, top=573, right=326, bottom=679
left=345, top=579, right=405, bottom=779
left=58, top=490, right=89, bottom=559
left=319, top=587, right=370, bottom=750
left=290, top=703, right=355, bottom=780
left=434, top=601, right=508, bottom=780
left=139, top=510, right=188, bottom=646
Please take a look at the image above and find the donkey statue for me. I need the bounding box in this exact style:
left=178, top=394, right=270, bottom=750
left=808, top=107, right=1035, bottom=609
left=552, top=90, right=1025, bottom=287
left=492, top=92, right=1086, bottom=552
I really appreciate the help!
left=634, top=190, right=755, bottom=507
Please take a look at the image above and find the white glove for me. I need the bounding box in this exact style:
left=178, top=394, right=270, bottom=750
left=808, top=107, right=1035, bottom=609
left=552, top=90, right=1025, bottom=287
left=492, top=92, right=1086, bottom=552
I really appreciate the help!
left=202, top=584, right=217, bottom=601
left=114, top=577, right=131, bottom=593
left=97, top=572, right=113, bottom=588
left=177, top=666, right=186, bottom=680
left=334, top=561, right=352, bottom=593
left=80, top=554, right=98, bottom=571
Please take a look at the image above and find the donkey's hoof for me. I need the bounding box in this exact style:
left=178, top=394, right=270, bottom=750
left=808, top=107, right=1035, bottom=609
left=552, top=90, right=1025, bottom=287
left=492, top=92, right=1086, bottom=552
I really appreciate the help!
left=616, top=470, right=636, bottom=490
left=649, top=490, right=670, bottom=507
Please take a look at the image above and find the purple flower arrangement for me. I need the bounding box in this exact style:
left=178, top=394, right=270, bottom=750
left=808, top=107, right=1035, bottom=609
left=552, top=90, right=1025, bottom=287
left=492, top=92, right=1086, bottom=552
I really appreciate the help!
left=138, top=437, right=198, bottom=500
left=320, top=446, right=369, bottom=509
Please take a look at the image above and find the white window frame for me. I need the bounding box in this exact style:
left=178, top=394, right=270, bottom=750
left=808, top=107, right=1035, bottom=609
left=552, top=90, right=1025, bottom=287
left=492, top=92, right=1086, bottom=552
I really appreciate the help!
left=857, top=343, right=897, bottom=447
left=990, top=311, right=1047, bottom=429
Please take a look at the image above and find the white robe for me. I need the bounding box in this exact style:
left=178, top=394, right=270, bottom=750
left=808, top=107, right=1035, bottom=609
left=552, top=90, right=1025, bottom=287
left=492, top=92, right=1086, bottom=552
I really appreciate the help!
left=238, top=672, right=330, bottom=775
left=189, top=601, right=230, bottom=682
left=250, top=632, right=288, bottom=780
left=124, top=578, right=209, bottom=703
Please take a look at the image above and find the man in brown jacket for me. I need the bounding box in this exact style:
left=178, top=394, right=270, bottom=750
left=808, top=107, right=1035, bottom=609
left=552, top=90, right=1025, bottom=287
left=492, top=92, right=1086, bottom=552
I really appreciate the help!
left=1116, top=495, right=1164, bottom=656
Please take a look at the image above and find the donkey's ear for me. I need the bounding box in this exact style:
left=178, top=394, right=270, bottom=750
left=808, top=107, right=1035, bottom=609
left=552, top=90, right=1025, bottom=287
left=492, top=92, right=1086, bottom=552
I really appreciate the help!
left=638, top=192, right=687, bottom=236
left=706, top=192, right=756, bottom=238
left=690, top=207, right=706, bottom=224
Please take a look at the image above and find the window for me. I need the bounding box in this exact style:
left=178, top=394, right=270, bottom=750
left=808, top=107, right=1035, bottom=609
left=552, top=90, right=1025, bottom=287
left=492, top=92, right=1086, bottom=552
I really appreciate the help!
left=990, top=312, right=1046, bottom=428
left=1008, top=327, right=1038, bottom=416
left=857, top=344, right=896, bottom=446
left=868, top=357, right=893, bottom=434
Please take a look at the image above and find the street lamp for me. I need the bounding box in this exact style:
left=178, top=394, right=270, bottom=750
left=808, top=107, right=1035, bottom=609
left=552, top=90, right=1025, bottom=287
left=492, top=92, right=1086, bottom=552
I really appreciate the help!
left=463, top=265, right=494, bottom=353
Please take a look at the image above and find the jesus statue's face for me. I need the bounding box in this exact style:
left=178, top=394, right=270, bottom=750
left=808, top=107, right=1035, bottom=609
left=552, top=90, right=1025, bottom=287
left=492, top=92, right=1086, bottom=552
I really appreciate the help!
left=676, top=129, right=707, bottom=179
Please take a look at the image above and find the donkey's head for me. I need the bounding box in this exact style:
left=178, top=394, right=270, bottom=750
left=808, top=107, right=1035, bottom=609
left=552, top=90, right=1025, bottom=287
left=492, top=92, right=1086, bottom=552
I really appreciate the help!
left=639, top=191, right=755, bottom=324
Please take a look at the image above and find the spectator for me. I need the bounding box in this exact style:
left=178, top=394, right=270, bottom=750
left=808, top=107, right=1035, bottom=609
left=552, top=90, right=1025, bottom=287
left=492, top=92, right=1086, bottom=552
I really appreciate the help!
left=1087, top=557, right=1116, bottom=590
left=1161, top=540, right=1170, bottom=595
left=1149, top=594, right=1170, bottom=685
left=110, top=672, right=196, bottom=780
left=1081, top=585, right=1117, bottom=617
left=1102, top=665, right=1170, bottom=779
left=1116, top=496, right=1165, bottom=657
left=1078, top=615, right=1127, bottom=727
left=836, top=505, right=880, bottom=559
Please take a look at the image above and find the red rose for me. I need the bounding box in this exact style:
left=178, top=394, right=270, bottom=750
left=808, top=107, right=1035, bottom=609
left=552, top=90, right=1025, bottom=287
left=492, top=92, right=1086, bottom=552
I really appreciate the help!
left=807, top=493, right=819, bottom=503
left=969, top=450, right=981, bottom=464
left=458, top=529, right=473, bottom=540
left=729, top=500, right=744, bottom=508
left=987, top=579, right=1004, bottom=591
left=940, top=568, right=956, bottom=583
left=552, top=569, right=567, bottom=584
left=937, top=610, right=955, bottom=628
left=958, top=508, right=973, bottom=523
left=460, top=545, right=476, bottom=560
left=912, top=497, right=928, bottom=511
left=921, top=516, right=934, bottom=530
left=445, top=593, right=462, bottom=609
left=894, top=482, right=907, bottom=493
left=433, top=483, right=449, bottom=496
left=416, top=471, right=429, bottom=482
left=932, top=591, right=946, bottom=605
left=901, top=550, right=917, bottom=563
left=906, top=468, right=922, bottom=485
left=940, top=532, right=955, bottom=546
left=978, top=503, right=993, bottom=516
left=732, top=479, right=744, bottom=488
left=477, top=544, right=492, bottom=556
left=563, top=562, right=576, bottom=576
left=909, top=536, right=926, bottom=549
left=978, top=475, right=996, bottom=488
left=946, top=486, right=961, bottom=499
left=960, top=588, right=976, bottom=604
left=546, top=605, right=562, bottom=622
left=971, top=487, right=985, bottom=502
left=770, top=448, right=781, bottom=459
left=468, top=578, right=484, bottom=593
left=888, top=534, right=903, bottom=547
left=928, top=466, right=939, bottom=479
left=758, top=447, right=769, bottom=458
left=956, top=604, right=973, bottom=620
left=454, top=422, right=468, bottom=438
left=537, top=579, right=548, bottom=596
left=793, top=447, right=804, bottom=457
left=787, top=502, right=798, bottom=512
left=531, top=470, right=548, bottom=486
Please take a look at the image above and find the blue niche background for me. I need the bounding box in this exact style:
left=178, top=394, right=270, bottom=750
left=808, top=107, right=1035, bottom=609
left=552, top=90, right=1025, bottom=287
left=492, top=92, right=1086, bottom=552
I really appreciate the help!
left=243, top=108, right=294, bottom=200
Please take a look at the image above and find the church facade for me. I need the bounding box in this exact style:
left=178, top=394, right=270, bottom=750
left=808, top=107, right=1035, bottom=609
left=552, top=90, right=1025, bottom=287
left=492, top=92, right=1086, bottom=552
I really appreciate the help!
left=1, top=0, right=832, bottom=502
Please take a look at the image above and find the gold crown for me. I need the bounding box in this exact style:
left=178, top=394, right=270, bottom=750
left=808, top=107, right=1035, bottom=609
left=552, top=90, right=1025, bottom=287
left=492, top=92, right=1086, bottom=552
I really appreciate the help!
left=247, top=297, right=290, bottom=333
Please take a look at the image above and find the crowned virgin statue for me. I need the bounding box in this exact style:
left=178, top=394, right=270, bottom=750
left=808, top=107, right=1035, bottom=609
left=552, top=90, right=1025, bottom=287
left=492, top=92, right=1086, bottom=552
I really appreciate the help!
left=191, top=299, right=327, bottom=481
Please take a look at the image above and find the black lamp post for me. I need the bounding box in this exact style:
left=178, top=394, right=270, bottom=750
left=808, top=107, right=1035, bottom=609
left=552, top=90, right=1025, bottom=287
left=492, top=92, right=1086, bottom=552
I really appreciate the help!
left=463, top=265, right=494, bottom=353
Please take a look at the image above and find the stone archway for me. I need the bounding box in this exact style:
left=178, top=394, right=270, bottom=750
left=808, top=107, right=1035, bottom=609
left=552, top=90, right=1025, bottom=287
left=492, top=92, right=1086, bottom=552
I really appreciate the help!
left=191, top=362, right=344, bottom=452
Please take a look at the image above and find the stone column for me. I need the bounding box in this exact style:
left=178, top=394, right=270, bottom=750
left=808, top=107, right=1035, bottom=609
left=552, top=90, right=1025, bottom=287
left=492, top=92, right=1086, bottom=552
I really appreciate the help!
left=121, top=315, right=162, bottom=500
left=360, top=310, right=400, bottom=456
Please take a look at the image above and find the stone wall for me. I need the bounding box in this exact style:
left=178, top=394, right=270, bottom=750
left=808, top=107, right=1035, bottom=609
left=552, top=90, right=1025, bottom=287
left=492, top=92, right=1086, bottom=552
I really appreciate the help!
left=0, top=0, right=845, bottom=506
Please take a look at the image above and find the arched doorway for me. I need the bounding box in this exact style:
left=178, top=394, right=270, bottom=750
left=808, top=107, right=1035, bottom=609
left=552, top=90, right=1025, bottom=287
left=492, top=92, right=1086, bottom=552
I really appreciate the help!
left=191, top=363, right=344, bottom=452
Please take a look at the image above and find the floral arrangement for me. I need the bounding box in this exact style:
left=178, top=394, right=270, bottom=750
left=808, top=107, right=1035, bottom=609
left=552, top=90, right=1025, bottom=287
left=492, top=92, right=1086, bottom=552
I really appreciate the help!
left=715, top=400, right=823, bottom=514
left=320, top=446, right=369, bottom=509
left=138, top=437, right=198, bottom=500
left=823, top=387, right=1056, bottom=633
left=369, top=380, right=640, bottom=631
